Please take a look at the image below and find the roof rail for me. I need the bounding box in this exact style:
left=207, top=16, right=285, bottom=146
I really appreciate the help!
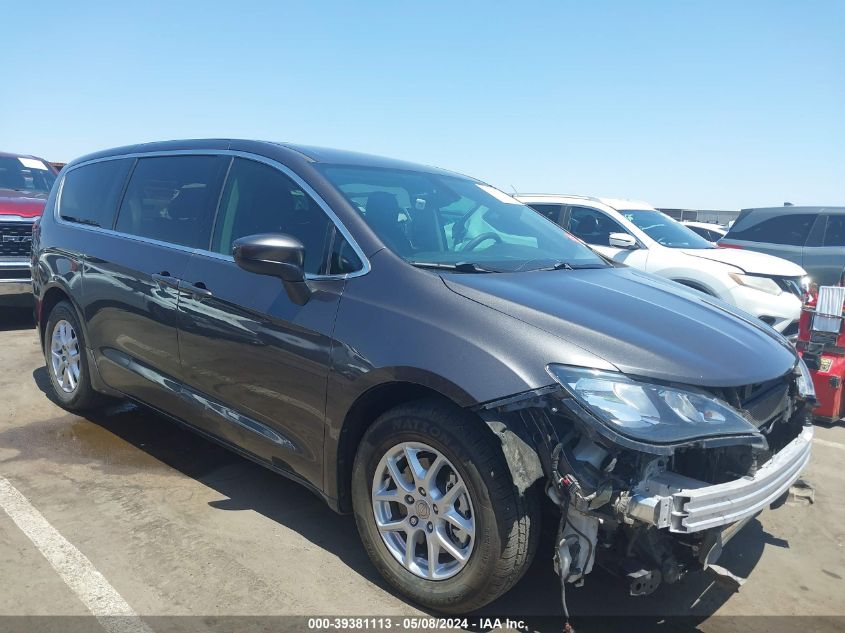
left=514, top=193, right=603, bottom=203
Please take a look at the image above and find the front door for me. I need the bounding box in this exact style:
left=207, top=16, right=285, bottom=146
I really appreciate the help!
left=176, top=157, right=349, bottom=490
left=566, top=205, right=649, bottom=268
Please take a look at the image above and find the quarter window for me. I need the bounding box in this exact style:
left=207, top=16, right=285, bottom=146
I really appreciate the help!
left=566, top=206, right=627, bottom=246
left=60, top=159, right=132, bottom=228
left=114, top=156, right=229, bottom=249
left=727, top=213, right=815, bottom=246
left=212, top=158, right=337, bottom=274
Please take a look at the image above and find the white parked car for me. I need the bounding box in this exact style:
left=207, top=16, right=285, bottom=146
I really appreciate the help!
left=682, top=221, right=728, bottom=242
left=517, top=194, right=806, bottom=337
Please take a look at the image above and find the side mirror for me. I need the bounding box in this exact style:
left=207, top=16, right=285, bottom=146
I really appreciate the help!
left=233, top=233, right=311, bottom=305
left=609, top=232, right=639, bottom=250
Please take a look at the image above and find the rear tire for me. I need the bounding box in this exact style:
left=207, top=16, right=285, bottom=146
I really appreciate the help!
left=352, top=398, right=539, bottom=613
left=43, top=301, right=105, bottom=411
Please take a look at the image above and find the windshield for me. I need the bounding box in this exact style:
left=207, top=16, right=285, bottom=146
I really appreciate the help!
left=620, top=209, right=714, bottom=249
left=0, top=156, right=56, bottom=195
left=318, top=165, right=607, bottom=272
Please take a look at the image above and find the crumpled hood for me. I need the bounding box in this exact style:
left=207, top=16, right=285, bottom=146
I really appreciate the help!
left=0, top=190, right=47, bottom=218
left=442, top=266, right=797, bottom=387
left=681, top=247, right=805, bottom=276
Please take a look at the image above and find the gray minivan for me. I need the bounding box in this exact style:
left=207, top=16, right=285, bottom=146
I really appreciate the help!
left=33, top=140, right=815, bottom=613
left=720, top=206, right=845, bottom=285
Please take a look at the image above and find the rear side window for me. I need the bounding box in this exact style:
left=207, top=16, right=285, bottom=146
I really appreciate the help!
left=60, top=159, right=132, bottom=228
left=114, top=156, right=229, bottom=249
left=211, top=158, right=337, bottom=274
left=727, top=213, right=815, bottom=246
left=823, top=215, right=845, bottom=247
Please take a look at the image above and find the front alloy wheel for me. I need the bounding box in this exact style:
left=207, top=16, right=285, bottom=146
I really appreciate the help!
left=372, top=441, right=475, bottom=580
left=352, top=399, right=540, bottom=613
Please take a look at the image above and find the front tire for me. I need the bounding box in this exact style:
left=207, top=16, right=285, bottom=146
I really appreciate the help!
left=43, top=301, right=105, bottom=411
left=352, top=399, right=539, bottom=613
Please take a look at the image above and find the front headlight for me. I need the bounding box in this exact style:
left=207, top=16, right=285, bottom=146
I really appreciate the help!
left=795, top=357, right=816, bottom=399
left=729, top=272, right=782, bottom=296
left=547, top=365, right=759, bottom=444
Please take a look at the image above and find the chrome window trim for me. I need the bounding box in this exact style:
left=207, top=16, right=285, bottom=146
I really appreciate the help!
left=55, top=149, right=371, bottom=280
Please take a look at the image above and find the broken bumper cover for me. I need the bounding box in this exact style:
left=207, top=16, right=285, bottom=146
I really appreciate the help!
left=628, top=424, right=813, bottom=533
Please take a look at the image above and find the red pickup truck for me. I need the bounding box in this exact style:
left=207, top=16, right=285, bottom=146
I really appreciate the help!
left=0, top=151, right=59, bottom=298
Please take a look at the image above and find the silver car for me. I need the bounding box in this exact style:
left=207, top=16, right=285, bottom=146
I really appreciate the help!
left=720, top=206, right=845, bottom=285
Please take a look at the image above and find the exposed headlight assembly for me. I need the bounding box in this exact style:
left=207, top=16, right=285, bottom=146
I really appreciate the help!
left=728, top=272, right=782, bottom=296
left=795, top=357, right=816, bottom=400
left=547, top=365, right=759, bottom=444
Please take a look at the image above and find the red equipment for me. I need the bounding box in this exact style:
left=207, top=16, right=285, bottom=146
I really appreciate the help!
left=796, top=269, right=845, bottom=424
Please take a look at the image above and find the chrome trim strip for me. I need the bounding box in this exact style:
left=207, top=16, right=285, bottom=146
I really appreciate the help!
left=0, top=215, right=38, bottom=224
left=56, top=149, right=371, bottom=280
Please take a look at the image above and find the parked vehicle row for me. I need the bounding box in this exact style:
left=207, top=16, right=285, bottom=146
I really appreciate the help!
left=0, top=151, right=58, bottom=296
left=721, top=205, right=845, bottom=286
left=682, top=220, right=728, bottom=242
left=31, top=139, right=816, bottom=614
left=517, top=194, right=806, bottom=337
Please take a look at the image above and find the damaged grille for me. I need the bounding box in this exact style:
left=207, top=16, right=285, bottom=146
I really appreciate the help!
left=710, top=374, right=792, bottom=429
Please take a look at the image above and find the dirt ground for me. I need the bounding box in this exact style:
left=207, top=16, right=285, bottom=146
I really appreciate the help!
left=1, top=301, right=843, bottom=632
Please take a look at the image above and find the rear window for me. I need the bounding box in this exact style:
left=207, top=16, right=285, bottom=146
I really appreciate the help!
left=114, top=156, right=229, bottom=249
left=60, top=159, right=133, bottom=228
left=726, top=212, right=815, bottom=246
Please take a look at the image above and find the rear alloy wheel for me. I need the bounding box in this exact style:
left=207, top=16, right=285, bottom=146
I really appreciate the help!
left=352, top=399, right=539, bottom=613
left=43, top=301, right=105, bottom=411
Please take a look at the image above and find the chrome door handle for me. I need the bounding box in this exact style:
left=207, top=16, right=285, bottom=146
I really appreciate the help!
left=152, top=272, right=180, bottom=289
left=177, top=280, right=213, bottom=299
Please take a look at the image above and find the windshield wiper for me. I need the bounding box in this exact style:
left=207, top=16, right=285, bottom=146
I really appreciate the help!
left=410, top=261, right=498, bottom=273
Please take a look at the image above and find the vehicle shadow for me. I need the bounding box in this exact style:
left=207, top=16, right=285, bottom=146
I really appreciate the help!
left=29, top=367, right=769, bottom=625
left=0, top=301, right=35, bottom=332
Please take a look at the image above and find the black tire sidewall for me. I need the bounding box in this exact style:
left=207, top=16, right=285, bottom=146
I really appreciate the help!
left=43, top=301, right=94, bottom=409
left=352, top=405, right=509, bottom=612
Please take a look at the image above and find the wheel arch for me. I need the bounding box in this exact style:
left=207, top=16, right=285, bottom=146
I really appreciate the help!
left=331, top=380, right=480, bottom=513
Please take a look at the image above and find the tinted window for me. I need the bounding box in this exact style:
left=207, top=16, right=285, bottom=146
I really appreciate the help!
left=727, top=213, right=815, bottom=246
left=60, top=159, right=132, bottom=228
left=115, top=156, right=228, bottom=249
left=527, top=204, right=563, bottom=223
left=566, top=206, right=628, bottom=246
left=823, top=215, right=845, bottom=247
left=212, top=158, right=336, bottom=274
left=319, top=166, right=607, bottom=272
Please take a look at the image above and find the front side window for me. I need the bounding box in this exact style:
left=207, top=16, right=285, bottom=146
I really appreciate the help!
left=727, top=213, right=815, bottom=246
left=212, top=158, right=339, bottom=274
left=0, top=156, right=56, bottom=194
left=60, top=159, right=132, bottom=228
left=527, top=204, right=563, bottom=224
left=620, top=209, right=714, bottom=249
left=115, top=156, right=228, bottom=249
left=567, top=206, right=628, bottom=247
left=318, top=166, right=607, bottom=272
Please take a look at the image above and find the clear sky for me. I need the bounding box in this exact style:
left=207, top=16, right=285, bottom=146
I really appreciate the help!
left=2, top=1, right=843, bottom=209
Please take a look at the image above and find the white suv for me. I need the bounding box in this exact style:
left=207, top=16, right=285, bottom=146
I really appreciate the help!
left=517, top=194, right=806, bottom=336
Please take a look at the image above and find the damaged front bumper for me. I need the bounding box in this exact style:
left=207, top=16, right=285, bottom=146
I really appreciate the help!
left=626, top=424, right=813, bottom=533
left=480, top=374, right=814, bottom=598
